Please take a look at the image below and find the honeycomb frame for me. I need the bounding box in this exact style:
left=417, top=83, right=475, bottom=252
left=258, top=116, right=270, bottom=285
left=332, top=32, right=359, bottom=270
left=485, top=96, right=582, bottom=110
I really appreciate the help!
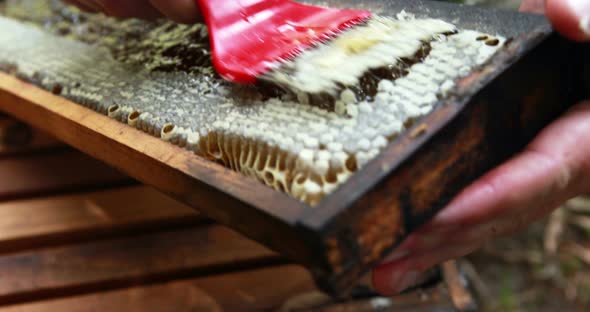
left=0, top=0, right=505, bottom=206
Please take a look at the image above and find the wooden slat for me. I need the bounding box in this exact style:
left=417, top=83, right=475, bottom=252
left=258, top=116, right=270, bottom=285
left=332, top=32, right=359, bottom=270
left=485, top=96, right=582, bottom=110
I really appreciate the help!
left=192, top=265, right=315, bottom=311
left=0, top=149, right=135, bottom=201
left=0, top=265, right=316, bottom=312
left=0, top=265, right=461, bottom=312
left=0, top=186, right=200, bottom=253
left=0, top=225, right=279, bottom=305
left=0, top=282, right=224, bottom=312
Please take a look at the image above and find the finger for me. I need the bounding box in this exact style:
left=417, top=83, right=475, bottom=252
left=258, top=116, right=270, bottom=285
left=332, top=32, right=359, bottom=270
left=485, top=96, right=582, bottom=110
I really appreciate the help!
left=97, top=0, right=163, bottom=20
left=389, top=212, right=538, bottom=261
left=372, top=242, right=481, bottom=295
left=520, top=0, right=546, bottom=14
left=149, top=0, right=202, bottom=24
left=546, top=0, right=590, bottom=41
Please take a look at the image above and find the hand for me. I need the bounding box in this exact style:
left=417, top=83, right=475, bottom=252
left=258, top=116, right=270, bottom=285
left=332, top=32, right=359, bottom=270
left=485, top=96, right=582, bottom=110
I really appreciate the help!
left=62, top=0, right=201, bottom=24
left=372, top=0, right=590, bottom=295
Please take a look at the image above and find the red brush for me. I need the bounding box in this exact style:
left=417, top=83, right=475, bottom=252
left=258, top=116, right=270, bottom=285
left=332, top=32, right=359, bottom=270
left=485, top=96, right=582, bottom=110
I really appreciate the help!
left=195, top=0, right=371, bottom=83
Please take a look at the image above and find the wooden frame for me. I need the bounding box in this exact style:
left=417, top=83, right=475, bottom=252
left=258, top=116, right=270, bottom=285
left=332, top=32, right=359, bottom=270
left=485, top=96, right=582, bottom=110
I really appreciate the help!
left=0, top=0, right=585, bottom=296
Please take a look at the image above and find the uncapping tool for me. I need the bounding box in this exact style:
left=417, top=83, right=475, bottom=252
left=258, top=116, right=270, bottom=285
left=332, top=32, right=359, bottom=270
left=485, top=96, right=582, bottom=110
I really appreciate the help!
left=195, top=0, right=371, bottom=83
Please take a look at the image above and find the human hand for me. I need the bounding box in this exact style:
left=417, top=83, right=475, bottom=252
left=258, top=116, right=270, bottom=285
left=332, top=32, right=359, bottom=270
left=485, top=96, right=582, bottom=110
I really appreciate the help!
left=372, top=0, right=590, bottom=295
left=522, top=0, right=590, bottom=41
left=62, top=0, right=201, bottom=24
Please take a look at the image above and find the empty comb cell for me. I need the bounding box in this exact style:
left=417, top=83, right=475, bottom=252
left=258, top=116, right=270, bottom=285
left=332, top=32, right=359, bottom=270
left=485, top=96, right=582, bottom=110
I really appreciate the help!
left=0, top=0, right=507, bottom=205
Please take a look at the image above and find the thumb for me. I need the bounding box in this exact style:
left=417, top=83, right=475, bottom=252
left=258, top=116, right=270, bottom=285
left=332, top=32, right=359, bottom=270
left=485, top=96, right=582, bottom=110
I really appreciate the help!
left=546, top=0, right=590, bottom=42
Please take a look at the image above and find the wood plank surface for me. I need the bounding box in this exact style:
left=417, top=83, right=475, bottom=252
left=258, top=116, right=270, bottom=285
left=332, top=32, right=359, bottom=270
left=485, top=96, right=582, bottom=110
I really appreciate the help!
left=0, top=265, right=316, bottom=312
left=0, top=186, right=201, bottom=253
left=0, top=282, right=224, bottom=312
left=0, top=225, right=279, bottom=305
left=0, top=149, right=135, bottom=201
left=194, top=265, right=316, bottom=311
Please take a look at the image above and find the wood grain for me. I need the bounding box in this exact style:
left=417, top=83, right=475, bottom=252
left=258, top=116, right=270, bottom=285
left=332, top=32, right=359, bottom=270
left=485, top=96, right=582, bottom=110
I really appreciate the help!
left=0, top=225, right=279, bottom=305
left=0, top=265, right=315, bottom=312
left=0, top=149, right=135, bottom=201
left=0, top=185, right=201, bottom=253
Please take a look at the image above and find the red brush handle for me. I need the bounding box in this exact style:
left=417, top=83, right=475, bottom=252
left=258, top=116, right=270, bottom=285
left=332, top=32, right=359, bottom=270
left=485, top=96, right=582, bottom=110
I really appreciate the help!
left=195, top=0, right=371, bottom=83
left=195, top=0, right=284, bottom=82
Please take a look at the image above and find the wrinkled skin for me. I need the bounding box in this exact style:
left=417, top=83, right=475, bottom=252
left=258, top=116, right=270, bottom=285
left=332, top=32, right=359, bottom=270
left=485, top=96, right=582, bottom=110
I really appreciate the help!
left=372, top=0, right=590, bottom=295
left=63, top=0, right=201, bottom=23
left=63, top=0, right=590, bottom=295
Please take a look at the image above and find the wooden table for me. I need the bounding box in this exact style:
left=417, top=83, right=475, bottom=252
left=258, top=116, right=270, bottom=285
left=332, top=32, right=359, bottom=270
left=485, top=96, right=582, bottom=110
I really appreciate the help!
left=0, top=115, right=473, bottom=311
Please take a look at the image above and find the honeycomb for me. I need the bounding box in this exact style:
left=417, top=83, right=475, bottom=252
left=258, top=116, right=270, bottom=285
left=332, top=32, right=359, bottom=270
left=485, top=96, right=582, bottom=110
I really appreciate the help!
left=0, top=1, right=505, bottom=205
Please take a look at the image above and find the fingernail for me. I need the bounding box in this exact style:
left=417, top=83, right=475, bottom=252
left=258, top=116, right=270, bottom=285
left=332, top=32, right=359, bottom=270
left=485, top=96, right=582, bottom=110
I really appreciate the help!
left=391, top=270, right=421, bottom=293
